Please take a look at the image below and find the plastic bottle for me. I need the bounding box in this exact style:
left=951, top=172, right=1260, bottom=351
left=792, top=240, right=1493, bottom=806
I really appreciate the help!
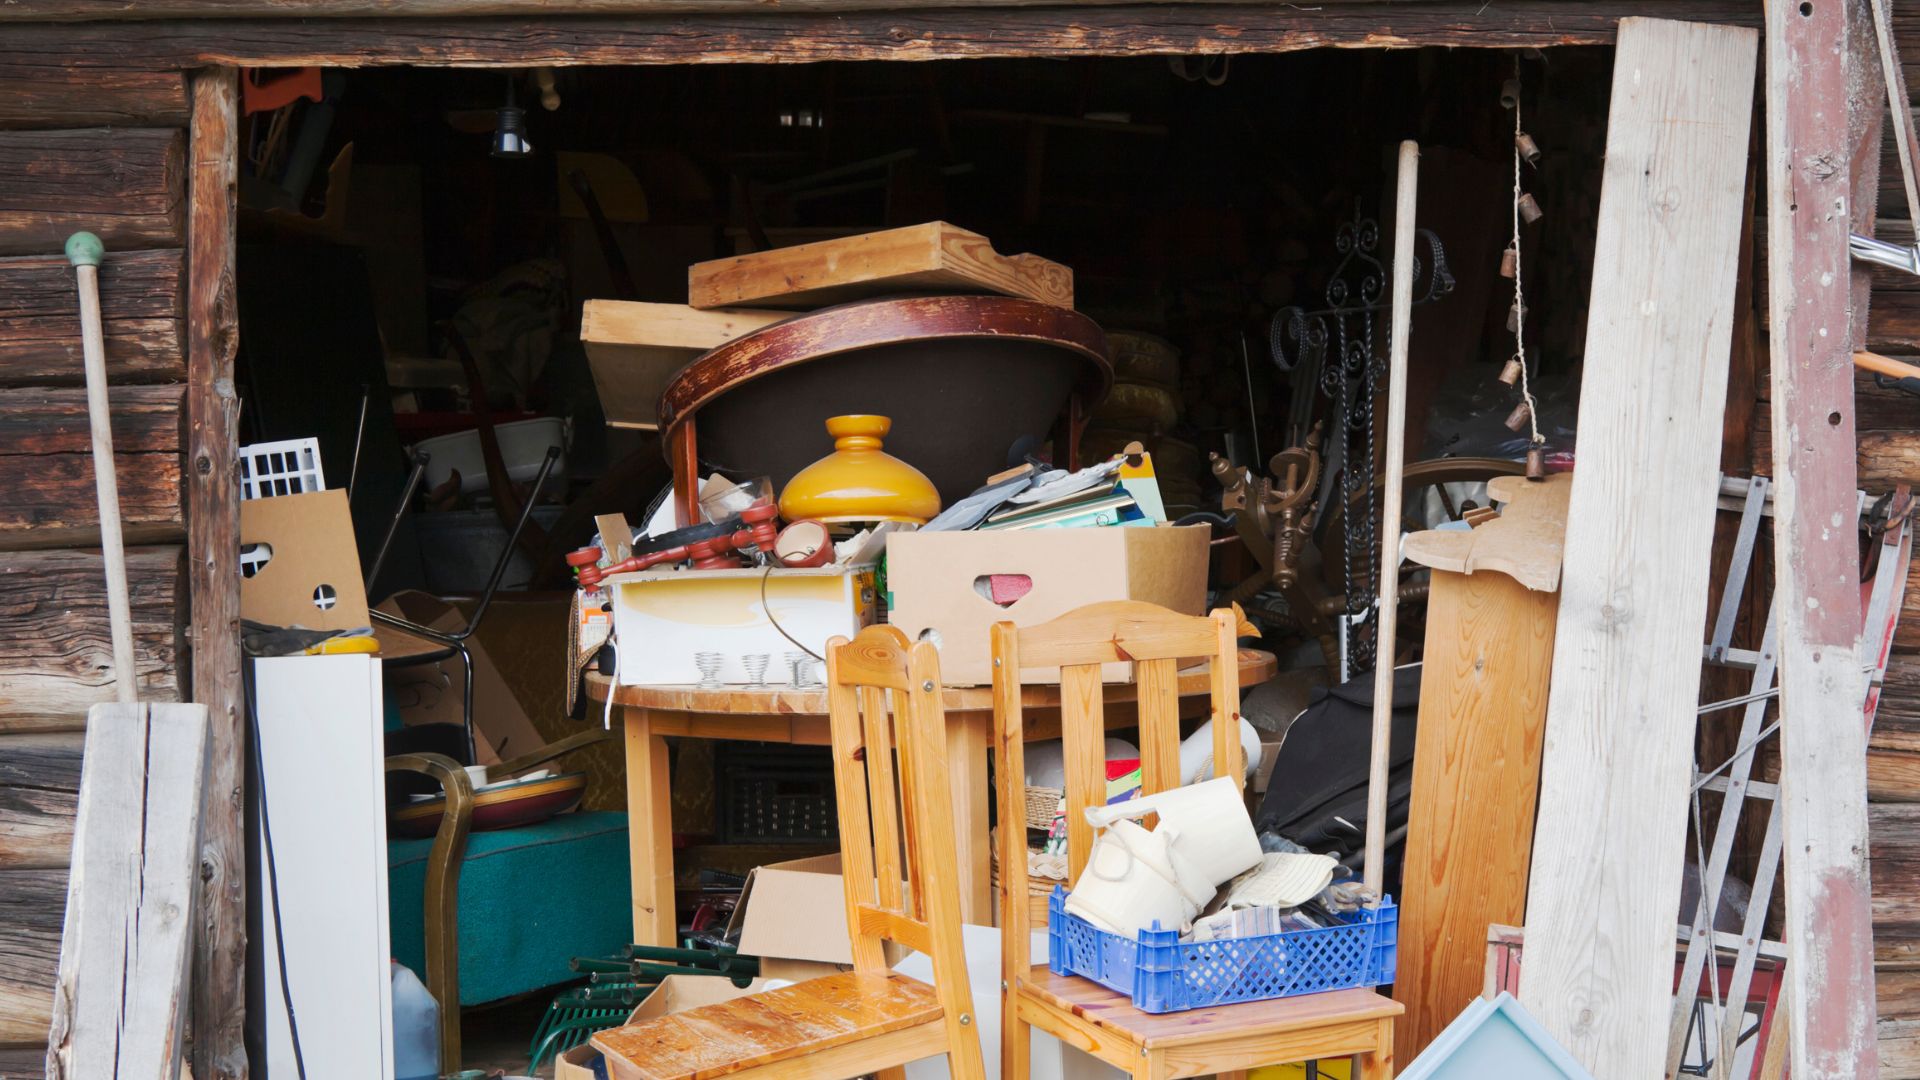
left=391, top=960, right=440, bottom=1080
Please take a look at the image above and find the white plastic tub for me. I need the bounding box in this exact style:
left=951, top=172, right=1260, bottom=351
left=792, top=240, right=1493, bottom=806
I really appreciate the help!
left=413, top=416, right=569, bottom=495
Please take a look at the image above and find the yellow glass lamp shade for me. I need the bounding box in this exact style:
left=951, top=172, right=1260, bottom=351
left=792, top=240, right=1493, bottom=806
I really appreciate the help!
left=778, top=415, right=942, bottom=525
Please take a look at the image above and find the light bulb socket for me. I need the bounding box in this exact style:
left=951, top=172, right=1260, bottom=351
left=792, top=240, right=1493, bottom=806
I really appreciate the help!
left=491, top=105, right=532, bottom=158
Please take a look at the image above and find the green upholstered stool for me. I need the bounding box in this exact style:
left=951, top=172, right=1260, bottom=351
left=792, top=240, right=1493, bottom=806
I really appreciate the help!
left=388, top=810, right=633, bottom=1006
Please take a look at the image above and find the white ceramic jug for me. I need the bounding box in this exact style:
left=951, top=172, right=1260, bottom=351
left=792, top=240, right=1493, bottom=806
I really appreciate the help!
left=1083, top=776, right=1262, bottom=890
left=1063, top=818, right=1207, bottom=936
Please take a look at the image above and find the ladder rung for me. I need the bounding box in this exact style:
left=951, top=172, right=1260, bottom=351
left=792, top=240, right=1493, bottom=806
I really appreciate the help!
left=1694, top=774, right=1779, bottom=800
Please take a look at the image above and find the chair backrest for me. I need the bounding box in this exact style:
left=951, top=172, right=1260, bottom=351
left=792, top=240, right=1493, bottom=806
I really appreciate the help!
left=824, top=625, right=982, bottom=1061
left=991, top=600, right=1242, bottom=974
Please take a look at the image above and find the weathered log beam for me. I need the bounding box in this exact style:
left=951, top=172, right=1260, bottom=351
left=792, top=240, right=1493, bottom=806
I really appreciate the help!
left=187, top=68, right=246, bottom=1080
left=0, top=385, right=184, bottom=548
left=1875, top=804, right=1920, bottom=936
left=0, top=249, right=184, bottom=386
left=0, top=0, right=1615, bottom=19
left=0, top=547, right=184, bottom=727
left=0, top=70, right=187, bottom=129
left=0, top=128, right=185, bottom=257
left=0, top=2, right=1760, bottom=70
left=0, top=868, right=64, bottom=1048
left=0, top=734, right=81, bottom=872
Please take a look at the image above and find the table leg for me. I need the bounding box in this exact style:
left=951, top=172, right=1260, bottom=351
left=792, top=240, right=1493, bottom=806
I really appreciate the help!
left=948, top=709, right=992, bottom=925
left=623, top=705, right=677, bottom=947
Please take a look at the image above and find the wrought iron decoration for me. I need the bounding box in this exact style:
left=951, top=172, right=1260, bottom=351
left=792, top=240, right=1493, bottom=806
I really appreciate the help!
left=1267, top=208, right=1453, bottom=675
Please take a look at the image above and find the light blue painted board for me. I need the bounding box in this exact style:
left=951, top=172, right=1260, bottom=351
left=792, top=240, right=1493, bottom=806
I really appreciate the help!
left=1399, top=993, right=1595, bottom=1080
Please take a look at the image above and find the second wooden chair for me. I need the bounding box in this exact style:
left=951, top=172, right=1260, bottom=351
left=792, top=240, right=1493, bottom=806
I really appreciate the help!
left=589, top=624, right=985, bottom=1080
left=994, top=600, right=1402, bottom=1079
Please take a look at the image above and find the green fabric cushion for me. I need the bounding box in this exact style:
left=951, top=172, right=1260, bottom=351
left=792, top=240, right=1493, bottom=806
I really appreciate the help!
left=388, top=811, right=633, bottom=1005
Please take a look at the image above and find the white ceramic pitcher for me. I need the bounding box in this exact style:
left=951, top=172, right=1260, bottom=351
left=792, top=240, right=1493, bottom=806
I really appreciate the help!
left=1082, top=776, right=1262, bottom=891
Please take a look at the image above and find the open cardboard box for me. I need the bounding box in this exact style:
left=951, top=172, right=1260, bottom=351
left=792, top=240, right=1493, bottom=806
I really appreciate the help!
left=725, top=853, right=908, bottom=979
left=885, top=524, right=1209, bottom=685
left=555, top=974, right=775, bottom=1079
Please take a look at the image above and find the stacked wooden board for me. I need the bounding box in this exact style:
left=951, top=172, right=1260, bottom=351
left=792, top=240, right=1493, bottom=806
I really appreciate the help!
left=580, top=221, right=1073, bottom=430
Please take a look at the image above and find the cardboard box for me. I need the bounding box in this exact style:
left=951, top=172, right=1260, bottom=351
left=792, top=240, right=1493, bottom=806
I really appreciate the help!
left=375, top=590, right=549, bottom=766
left=556, top=974, right=774, bottom=1080
left=606, top=565, right=877, bottom=686
left=724, top=853, right=907, bottom=974
left=885, top=525, right=1210, bottom=685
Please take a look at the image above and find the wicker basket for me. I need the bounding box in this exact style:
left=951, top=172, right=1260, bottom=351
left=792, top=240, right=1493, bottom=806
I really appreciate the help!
left=990, top=833, right=1069, bottom=927
left=1024, top=786, right=1064, bottom=831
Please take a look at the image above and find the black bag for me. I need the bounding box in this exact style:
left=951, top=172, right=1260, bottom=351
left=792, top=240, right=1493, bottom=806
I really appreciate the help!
left=1254, top=664, right=1420, bottom=874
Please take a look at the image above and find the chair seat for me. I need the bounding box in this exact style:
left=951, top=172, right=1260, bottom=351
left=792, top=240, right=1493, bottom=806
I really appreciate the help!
left=1018, top=965, right=1402, bottom=1051
left=592, top=971, right=943, bottom=1080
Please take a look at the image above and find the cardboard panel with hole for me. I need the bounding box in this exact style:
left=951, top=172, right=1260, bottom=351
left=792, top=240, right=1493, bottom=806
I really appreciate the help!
left=239, top=488, right=372, bottom=631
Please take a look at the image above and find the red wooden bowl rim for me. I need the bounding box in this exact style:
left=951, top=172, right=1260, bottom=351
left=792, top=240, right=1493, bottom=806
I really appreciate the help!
left=656, top=295, right=1113, bottom=435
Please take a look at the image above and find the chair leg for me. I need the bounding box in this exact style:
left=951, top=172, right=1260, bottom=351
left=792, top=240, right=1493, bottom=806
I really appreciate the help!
left=1003, top=1001, right=1031, bottom=1080
left=1356, top=1021, right=1395, bottom=1079
left=456, top=641, right=476, bottom=764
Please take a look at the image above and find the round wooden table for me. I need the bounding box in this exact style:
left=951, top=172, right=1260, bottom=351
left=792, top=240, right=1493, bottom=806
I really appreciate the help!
left=583, top=649, right=1279, bottom=947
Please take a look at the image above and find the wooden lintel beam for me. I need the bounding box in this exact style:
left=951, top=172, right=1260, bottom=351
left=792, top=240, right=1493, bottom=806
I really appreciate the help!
left=1766, top=0, right=1883, bottom=1070
left=0, top=1, right=1761, bottom=69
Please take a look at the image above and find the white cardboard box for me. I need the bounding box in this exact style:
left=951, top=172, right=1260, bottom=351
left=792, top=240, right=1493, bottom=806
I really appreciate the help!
left=607, top=564, right=878, bottom=685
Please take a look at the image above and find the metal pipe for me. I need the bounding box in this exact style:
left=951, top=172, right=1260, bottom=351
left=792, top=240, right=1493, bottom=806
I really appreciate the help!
left=1850, top=232, right=1920, bottom=275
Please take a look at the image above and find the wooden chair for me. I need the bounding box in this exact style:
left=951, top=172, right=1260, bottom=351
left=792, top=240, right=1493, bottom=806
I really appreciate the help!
left=589, top=625, right=987, bottom=1080
left=994, top=600, right=1403, bottom=1080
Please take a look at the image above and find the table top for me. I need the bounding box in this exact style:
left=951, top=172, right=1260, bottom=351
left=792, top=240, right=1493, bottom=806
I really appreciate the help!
left=584, top=648, right=1278, bottom=715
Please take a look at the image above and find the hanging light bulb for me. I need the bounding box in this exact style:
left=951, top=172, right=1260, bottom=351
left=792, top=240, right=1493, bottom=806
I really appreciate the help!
left=491, top=77, right=533, bottom=159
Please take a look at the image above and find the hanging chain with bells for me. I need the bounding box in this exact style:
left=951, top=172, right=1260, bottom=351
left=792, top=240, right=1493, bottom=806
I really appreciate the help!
left=1502, top=58, right=1548, bottom=482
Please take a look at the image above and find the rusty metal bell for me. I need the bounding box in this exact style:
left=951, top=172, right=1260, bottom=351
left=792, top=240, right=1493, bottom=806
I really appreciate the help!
left=1504, top=400, right=1533, bottom=432
left=1525, top=444, right=1547, bottom=480
left=1501, top=78, right=1521, bottom=109
left=1499, top=357, right=1525, bottom=386
left=1515, top=131, right=1542, bottom=165
left=1518, top=192, right=1544, bottom=225
left=1499, top=246, right=1518, bottom=279
left=1506, top=299, right=1526, bottom=334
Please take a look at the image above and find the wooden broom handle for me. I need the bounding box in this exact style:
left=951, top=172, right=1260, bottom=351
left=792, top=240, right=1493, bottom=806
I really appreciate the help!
left=68, top=232, right=137, bottom=703
left=1364, top=141, right=1420, bottom=897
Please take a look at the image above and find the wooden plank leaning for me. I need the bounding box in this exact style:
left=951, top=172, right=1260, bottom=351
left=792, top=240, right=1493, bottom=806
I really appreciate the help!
left=1516, top=17, right=1757, bottom=1078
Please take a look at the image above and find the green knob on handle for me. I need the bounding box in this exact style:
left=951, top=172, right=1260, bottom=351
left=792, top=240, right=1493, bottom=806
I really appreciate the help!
left=65, top=232, right=105, bottom=268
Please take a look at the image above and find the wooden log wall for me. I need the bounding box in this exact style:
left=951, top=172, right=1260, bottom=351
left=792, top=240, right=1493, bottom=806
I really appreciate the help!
left=0, top=65, right=190, bottom=1074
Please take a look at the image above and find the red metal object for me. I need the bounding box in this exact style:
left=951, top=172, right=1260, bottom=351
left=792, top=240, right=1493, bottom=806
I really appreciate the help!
left=241, top=67, right=324, bottom=115
left=573, top=503, right=782, bottom=587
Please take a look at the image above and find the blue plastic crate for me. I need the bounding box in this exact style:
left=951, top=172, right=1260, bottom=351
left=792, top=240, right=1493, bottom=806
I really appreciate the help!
left=1046, top=887, right=1397, bottom=1014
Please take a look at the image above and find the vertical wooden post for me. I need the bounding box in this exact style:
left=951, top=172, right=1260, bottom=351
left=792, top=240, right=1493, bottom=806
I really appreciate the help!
left=1766, top=0, right=1882, bottom=1070
left=1364, top=139, right=1418, bottom=898
left=186, top=67, right=246, bottom=1080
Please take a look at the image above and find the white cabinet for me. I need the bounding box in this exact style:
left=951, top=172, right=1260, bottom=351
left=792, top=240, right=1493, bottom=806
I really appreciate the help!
left=252, top=654, right=395, bottom=1079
